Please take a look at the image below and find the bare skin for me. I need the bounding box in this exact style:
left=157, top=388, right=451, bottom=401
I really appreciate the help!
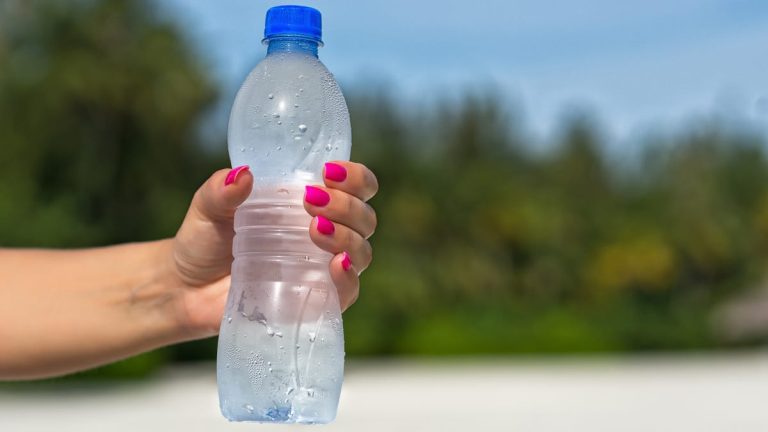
left=0, top=162, right=378, bottom=380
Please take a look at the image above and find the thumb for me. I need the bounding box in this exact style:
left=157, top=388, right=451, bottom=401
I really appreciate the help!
left=191, top=165, right=252, bottom=224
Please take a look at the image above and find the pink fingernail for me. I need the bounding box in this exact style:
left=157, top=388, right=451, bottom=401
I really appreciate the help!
left=305, top=185, right=330, bottom=206
left=324, top=162, right=347, bottom=182
left=224, top=165, right=249, bottom=186
left=316, top=216, right=335, bottom=235
left=341, top=252, right=352, bottom=271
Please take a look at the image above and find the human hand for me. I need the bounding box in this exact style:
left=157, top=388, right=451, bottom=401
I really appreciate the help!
left=167, top=162, right=378, bottom=340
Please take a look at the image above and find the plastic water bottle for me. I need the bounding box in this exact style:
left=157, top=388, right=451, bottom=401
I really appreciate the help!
left=216, top=5, right=350, bottom=424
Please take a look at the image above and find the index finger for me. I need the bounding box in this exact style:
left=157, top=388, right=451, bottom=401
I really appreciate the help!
left=322, top=161, right=379, bottom=202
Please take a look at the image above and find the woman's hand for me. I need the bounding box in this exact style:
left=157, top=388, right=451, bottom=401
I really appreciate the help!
left=169, top=162, right=378, bottom=340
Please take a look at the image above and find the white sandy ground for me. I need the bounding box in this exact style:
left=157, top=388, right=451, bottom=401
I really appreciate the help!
left=2, top=353, right=768, bottom=432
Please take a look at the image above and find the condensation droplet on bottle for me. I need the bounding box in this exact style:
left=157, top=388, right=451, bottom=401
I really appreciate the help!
left=286, top=387, right=294, bottom=395
left=277, top=120, right=282, bottom=125
left=275, top=330, right=283, bottom=338
left=227, top=317, right=232, bottom=323
left=299, top=88, right=304, bottom=93
left=272, top=112, right=280, bottom=118
left=294, top=136, right=302, bottom=141
left=294, top=103, right=299, bottom=108
left=276, top=146, right=282, bottom=150
left=335, top=145, right=339, bottom=150
left=325, top=144, right=333, bottom=152
left=240, top=147, right=246, bottom=152
left=298, top=124, right=308, bottom=133
left=266, top=326, right=275, bottom=337
left=308, top=332, right=317, bottom=342
left=267, top=93, right=274, bottom=99
left=244, top=404, right=254, bottom=413
left=298, top=74, right=304, bottom=79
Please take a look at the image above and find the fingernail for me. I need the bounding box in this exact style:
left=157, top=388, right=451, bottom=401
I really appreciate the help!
left=341, top=252, right=352, bottom=271
left=316, top=216, right=335, bottom=235
left=324, top=162, right=347, bottom=182
left=305, top=185, right=330, bottom=206
left=224, top=165, right=249, bottom=186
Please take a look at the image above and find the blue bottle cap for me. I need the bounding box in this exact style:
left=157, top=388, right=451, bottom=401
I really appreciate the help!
left=264, top=5, right=322, bottom=44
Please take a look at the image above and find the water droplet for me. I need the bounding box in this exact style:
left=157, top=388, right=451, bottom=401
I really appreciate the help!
left=298, top=74, right=304, bottom=79
left=240, top=147, right=246, bottom=152
left=267, top=93, right=274, bottom=99
left=269, top=367, right=273, bottom=372
left=335, top=145, right=339, bottom=150
left=294, top=136, right=302, bottom=141
left=277, top=120, right=282, bottom=125
left=308, top=332, right=317, bottom=342
left=276, top=146, right=282, bottom=151
left=225, top=363, right=230, bottom=368
left=227, top=317, right=232, bottom=323
left=325, top=144, right=333, bottom=152
left=272, top=112, right=280, bottom=118
left=298, top=124, right=308, bottom=133
left=286, top=387, right=294, bottom=395
left=299, top=88, right=304, bottom=93
left=275, top=330, right=283, bottom=338
left=244, top=404, right=254, bottom=413
left=266, top=326, right=275, bottom=337
left=267, top=361, right=271, bottom=366
left=306, top=388, right=315, bottom=397
left=294, top=103, right=299, bottom=108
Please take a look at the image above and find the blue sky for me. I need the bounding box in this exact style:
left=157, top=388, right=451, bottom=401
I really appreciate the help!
left=161, top=0, right=768, bottom=144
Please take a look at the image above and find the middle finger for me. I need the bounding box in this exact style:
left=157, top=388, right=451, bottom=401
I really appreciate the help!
left=304, top=185, right=377, bottom=239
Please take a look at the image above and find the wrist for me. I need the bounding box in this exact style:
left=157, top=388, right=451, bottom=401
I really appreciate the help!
left=124, top=239, right=189, bottom=346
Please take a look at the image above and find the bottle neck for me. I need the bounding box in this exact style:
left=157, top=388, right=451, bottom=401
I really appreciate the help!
left=266, top=37, right=320, bottom=58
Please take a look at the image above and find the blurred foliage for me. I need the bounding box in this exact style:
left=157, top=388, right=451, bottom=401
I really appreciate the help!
left=2, top=0, right=768, bottom=379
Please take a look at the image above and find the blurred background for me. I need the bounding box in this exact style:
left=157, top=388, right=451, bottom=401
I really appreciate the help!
left=2, top=0, right=768, bottom=430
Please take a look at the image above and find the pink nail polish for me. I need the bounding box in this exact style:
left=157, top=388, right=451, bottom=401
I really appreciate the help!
left=305, top=185, right=330, bottom=206
left=324, top=162, right=347, bottom=182
left=341, top=252, right=352, bottom=271
left=224, top=165, right=249, bottom=186
left=316, top=216, right=335, bottom=235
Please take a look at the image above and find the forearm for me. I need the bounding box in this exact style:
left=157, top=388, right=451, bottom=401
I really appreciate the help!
left=0, top=240, right=181, bottom=380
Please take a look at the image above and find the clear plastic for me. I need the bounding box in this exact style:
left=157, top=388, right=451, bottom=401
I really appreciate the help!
left=216, top=37, right=351, bottom=424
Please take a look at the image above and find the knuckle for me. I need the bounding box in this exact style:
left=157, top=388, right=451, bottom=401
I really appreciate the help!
left=344, top=226, right=357, bottom=249
left=344, top=191, right=355, bottom=215
left=364, top=171, right=379, bottom=199
left=361, top=240, right=373, bottom=267
left=365, top=203, right=377, bottom=238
